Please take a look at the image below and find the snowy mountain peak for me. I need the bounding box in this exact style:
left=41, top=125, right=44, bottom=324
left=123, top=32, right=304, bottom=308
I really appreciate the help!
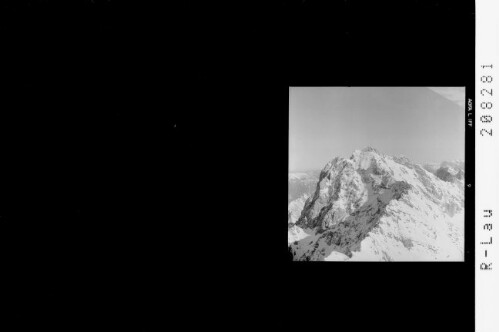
left=361, top=146, right=380, bottom=153
left=289, top=148, right=464, bottom=261
left=350, top=147, right=389, bottom=171
left=440, top=160, right=465, bottom=171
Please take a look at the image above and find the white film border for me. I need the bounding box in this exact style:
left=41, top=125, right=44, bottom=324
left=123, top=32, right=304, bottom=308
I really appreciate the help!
left=476, top=0, right=499, bottom=331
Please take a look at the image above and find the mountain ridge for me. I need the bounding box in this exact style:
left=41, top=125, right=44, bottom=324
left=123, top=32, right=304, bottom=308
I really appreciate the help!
left=289, top=147, right=464, bottom=261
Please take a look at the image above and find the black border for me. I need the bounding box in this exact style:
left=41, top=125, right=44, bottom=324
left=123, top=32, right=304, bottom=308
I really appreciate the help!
left=0, top=0, right=477, bottom=330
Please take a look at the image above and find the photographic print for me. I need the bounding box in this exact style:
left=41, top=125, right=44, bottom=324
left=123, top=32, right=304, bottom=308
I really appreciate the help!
left=288, top=87, right=465, bottom=261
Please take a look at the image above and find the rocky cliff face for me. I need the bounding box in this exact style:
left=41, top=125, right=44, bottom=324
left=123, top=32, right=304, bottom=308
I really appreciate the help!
left=289, top=147, right=464, bottom=261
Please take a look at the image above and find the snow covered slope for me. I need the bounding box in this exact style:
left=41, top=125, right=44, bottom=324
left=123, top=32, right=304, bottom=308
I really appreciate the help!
left=288, top=194, right=309, bottom=224
left=289, top=147, right=464, bottom=261
left=288, top=224, right=310, bottom=245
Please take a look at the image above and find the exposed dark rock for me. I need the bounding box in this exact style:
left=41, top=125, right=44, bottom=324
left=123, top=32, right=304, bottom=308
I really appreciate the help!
left=436, top=167, right=456, bottom=182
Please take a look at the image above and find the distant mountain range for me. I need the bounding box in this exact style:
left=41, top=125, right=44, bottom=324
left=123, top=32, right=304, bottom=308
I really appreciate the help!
left=288, top=147, right=464, bottom=261
left=288, top=170, right=320, bottom=203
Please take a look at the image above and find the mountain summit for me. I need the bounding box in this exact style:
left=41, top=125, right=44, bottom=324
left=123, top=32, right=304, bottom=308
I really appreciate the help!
left=289, top=147, right=464, bottom=261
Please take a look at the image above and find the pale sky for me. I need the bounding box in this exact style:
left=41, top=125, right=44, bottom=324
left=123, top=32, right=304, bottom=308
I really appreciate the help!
left=289, top=87, right=465, bottom=172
